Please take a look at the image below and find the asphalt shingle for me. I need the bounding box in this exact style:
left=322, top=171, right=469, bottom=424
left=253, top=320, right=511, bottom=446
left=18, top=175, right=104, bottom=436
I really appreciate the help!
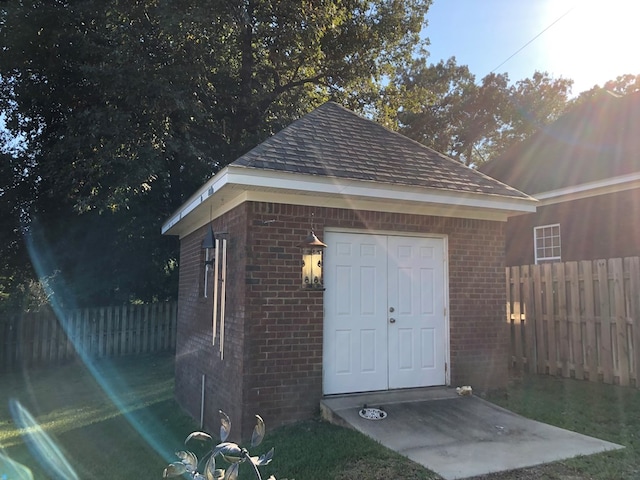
left=231, top=102, right=529, bottom=200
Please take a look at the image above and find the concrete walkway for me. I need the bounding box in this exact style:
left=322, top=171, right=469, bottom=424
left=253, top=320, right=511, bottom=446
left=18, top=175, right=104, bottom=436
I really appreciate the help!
left=320, top=388, right=623, bottom=479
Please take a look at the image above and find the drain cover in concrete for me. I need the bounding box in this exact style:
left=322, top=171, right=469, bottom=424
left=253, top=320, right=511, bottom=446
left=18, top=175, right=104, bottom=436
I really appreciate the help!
left=359, top=407, right=387, bottom=420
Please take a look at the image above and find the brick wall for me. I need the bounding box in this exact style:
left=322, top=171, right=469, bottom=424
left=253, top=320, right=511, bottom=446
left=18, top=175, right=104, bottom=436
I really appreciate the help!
left=175, top=201, right=508, bottom=439
left=175, top=203, right=249, bottom=442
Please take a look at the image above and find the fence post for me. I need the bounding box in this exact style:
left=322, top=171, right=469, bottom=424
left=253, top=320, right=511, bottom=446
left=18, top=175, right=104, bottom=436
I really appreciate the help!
left=170, top=301, right=177, bottom=351
left=521, top=265, right=536, bottom=373
left=98, top=307, right=105, bottom=357
left=580, top=261, right=598, bottom=382
left=611, top=258, right=629, bottom=386
left=542, top=264, right=556, bottom=375
left=532, top=265, right=545, bottom=374
left=566, top=262, right=584, bottom=379
left=512, top=266, right=523, bottom=371
left=555, top=262, right=571, bottom=378
left=629, top=258, right=640, bottom=386
left=152, top=303, right=160, bottom=352
left=596, top=259, right=614, bottom=383
left=107, top=306, right=114, bottom=356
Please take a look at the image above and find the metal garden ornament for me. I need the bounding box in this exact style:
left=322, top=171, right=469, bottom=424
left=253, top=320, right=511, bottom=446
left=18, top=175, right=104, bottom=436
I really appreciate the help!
left=163, top=410, right=275, bottom=480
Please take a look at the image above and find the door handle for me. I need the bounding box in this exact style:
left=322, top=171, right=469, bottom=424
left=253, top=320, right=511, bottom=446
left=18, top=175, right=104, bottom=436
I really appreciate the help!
left=389, top=318, right=396, bottom=323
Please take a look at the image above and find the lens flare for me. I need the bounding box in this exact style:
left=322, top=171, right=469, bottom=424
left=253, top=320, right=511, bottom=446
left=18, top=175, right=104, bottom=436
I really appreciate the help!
left=0, top=446, right=34, bottom=480
left=9, top=400, right=78, bottom=480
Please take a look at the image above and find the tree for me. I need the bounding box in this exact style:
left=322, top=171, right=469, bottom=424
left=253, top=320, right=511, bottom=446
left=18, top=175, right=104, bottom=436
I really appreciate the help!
left=393, top=57, right=476, bottom=155
left=577, top=73, right=640, bottom=102
left=394, top=58, right=572, bottom=166
left=503, top=71, right=574, bottom=147
left=0, top=0, right=431, bottom=306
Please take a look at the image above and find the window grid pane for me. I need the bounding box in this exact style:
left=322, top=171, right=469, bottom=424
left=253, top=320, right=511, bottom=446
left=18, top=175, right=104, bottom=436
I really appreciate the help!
left=534, top=224, right=561, bottom=264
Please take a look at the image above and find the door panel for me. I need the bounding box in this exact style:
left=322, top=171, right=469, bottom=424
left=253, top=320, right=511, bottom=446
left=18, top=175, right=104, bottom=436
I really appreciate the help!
left=387, top=236, right=446, bottom=389
left=323, top=232, right=388, bottom=394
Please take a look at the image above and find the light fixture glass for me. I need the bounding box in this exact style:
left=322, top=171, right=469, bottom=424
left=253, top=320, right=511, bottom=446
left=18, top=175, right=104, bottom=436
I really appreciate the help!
left=299, top=231, right=327, bottom=290
left=202, top=226, right=216, bottom=266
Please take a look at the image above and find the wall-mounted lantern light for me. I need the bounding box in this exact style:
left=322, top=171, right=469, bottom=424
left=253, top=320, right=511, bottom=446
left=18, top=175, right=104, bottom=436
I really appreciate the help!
left=202, top=226, right=217, bottom=298
left=202, top=226, right=216, bottom=267
left=299, top=230, right=327, bottom=290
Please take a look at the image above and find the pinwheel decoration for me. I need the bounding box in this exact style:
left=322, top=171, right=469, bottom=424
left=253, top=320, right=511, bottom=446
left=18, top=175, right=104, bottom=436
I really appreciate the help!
left=163, top=410, right=275, bottom=480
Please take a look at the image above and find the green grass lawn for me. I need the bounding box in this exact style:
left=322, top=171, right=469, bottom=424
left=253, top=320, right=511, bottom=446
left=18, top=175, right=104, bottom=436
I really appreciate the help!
left=0, top=353, right=197, bottom=479
left=3, top=355, right=640, bottom=480
left=482, top=373, right=640, bottom=479
left=0, top=354, right=437, bottom=480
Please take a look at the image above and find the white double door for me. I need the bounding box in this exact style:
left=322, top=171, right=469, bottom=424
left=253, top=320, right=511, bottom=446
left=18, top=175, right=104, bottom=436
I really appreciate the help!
left=323, top=232, right=447, bottom=395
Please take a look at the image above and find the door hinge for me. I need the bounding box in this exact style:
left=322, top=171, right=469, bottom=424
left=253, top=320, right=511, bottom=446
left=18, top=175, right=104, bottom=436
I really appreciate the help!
left=445, top=362, right=448, bottom=373
left=443, top=307, right=447, bottom=317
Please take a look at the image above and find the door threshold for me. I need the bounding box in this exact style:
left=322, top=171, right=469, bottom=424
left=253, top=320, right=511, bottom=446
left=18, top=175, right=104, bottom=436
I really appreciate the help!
left=321, top=386, right=456, bottom=410
left=320, top=386, right=457, bottom=429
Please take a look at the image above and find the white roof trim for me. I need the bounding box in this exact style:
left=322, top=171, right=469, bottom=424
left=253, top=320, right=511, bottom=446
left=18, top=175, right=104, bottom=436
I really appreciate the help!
left=162, top=166, right=536, bottom=237
left=535, top=172, right=640, bottom=206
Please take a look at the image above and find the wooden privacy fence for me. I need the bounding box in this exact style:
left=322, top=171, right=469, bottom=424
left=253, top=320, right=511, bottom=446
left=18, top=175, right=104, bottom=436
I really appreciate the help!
left=1, top=302, right=177, bottom=371
left=507, top=258, right=640, bottom=386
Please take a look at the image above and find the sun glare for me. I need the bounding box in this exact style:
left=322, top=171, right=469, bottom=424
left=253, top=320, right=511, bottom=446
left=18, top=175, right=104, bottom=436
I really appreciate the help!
left=541, top=0, right=640, bottom=92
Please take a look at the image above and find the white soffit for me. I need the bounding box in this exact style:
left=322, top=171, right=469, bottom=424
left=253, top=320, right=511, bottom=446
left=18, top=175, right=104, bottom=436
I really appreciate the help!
left=162, top=167, right=537, bottom=238
left=535, top=172, right=640, bottom=206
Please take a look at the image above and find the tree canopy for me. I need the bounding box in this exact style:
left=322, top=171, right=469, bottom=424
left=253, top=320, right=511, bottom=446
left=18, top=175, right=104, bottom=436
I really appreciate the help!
left=0, top=0, right=430, bottom=307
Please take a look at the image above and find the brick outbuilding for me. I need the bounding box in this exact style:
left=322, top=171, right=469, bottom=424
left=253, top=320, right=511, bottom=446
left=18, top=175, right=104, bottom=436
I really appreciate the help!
left=162, top=102, right=535, bottom=439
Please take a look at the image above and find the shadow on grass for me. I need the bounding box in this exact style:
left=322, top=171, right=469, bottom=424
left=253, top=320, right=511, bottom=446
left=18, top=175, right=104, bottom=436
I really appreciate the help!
left=0, top=354, right=198, bottom=479
left=3, top=399, right=197, bottom=479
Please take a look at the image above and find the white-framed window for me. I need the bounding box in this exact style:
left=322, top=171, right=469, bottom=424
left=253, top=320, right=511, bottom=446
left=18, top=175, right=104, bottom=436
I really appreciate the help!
left=534, top=224, right=561, bottom=264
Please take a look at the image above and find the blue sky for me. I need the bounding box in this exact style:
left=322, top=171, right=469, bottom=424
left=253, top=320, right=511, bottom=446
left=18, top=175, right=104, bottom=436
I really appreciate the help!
left=424, top=0, right=640, bottom=95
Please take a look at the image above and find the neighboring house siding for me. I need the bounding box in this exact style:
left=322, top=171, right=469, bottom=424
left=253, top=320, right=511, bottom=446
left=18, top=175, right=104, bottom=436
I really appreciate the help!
left=176, top=201, right=509, bottom=439
left=506, top=188, right=640, bottom=266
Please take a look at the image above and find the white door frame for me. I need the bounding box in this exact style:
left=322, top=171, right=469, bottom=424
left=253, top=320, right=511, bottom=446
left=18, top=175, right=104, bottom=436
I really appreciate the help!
left=322, top=228, right=450, bottom=394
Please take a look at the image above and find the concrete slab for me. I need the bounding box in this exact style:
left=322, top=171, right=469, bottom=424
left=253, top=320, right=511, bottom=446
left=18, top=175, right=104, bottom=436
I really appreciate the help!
left=320, top=388, right=624, bottom=479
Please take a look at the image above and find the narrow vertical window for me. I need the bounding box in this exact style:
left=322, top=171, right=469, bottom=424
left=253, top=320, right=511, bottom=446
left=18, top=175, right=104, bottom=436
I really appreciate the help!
left=534, top=224, right=561, bottom=264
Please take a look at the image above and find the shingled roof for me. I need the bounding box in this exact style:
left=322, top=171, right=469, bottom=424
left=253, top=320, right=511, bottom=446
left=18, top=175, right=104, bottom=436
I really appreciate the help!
left=479, top=91, right=640, bottom=195
left=163, top=102, right=536, bottom=236
left=231, top=102, right=529, bottom=200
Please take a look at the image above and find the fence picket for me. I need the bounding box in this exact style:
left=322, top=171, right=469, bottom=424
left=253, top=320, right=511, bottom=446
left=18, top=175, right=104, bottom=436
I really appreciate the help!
left=567, top=262, right=584, bottom=379
left=581, top=261, right=598, bottom=382
left=105, top=307, right=113, bottom=356
left=98, top=308, right=105, bottom=357
left=169, top=302, right=177, bottom=350
left=50, top=312, right=59, bottom=362
left=542, top=264, right=556, bottom=374
left=555, top=262, right=571, bottom=378
left=120, top=305, right=128, bottom=356
left=141, top=304, right=149, bottom=353
left=533, top=265, right=545, bottom=374
left=135, top=305, right=143, bottom=354
left=522, top=266, right=536, bottom=371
